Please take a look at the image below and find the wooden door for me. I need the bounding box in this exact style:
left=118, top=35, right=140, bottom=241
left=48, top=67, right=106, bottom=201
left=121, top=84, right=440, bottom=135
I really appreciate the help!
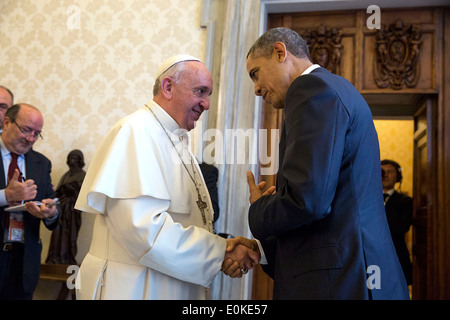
left=412, top=97, right=437, bottom=299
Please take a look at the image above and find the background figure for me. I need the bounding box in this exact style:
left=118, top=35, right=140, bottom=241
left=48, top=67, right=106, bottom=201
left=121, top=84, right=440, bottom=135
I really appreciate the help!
left=199, top=162, right=220, bottom=223
left=0, top=85, right=14, bottom=131
left=381, top=159, right=413, bottom=285
left=0, top=104, right=59, bottom=300
left=46, top=150, right=86, bottom=265
left=199, top=162, right=231, bottom=239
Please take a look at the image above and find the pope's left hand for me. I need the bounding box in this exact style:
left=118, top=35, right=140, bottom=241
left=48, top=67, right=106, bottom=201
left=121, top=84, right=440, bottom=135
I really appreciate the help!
left=25, top=199, right=58, bottom=219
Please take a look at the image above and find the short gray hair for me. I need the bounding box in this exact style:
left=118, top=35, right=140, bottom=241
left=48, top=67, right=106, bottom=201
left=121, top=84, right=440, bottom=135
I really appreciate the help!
left=152, top=62, right=189, bottom=96
left=247, top=27, right=311, bottom=61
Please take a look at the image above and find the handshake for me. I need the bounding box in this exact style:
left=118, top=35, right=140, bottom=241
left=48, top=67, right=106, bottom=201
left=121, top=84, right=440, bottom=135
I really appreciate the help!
left=219, top=171, right=275, bottom=278
left=221, top=236, right=260, bottom=278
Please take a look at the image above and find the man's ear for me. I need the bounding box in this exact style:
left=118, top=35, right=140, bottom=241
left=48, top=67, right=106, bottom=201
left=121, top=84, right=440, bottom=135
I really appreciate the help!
left=160, top=77, right=174, bottom=100
left=273, top=42, right=287, bottom=63
left=3, top=116, right=11, bottom=130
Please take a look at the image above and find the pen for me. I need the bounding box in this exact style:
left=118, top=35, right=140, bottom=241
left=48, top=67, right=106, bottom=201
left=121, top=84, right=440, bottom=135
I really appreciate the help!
left=45, top=201, right=60, bottom=208
left=19, top=170, right=25, bottom=182
left=45, top=198, right=60, bottom=208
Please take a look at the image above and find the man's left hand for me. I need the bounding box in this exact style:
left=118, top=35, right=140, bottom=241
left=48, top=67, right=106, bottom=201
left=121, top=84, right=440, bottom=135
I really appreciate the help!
left=246, top=171, right=276, bottom=204
left=25, top=199, right=58, bottom=219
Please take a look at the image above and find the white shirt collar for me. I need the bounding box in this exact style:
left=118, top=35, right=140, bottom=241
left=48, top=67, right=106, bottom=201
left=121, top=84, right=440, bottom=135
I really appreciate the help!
left=384, top=188, right=395, bottom=196
left=146, top=100, right=182, bottom=133
left=301, top=64, right=321, bottom=76
left=0, top=138, right=8, bottom=157
left=0, top=137, right=23, bottom=159
left=145, top=100, right=190, bottom=143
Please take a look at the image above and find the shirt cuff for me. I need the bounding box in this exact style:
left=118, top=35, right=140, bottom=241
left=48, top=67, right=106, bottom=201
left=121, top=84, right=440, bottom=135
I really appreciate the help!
left=0, top=189, right=8, bottom=207
left=255, top=239, right=268, bottom=265
left=44, top=210, right=59, bottom=222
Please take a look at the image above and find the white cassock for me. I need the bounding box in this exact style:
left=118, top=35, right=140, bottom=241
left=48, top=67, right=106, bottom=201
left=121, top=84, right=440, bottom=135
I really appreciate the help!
left=74, top=101, right=226, bottom=300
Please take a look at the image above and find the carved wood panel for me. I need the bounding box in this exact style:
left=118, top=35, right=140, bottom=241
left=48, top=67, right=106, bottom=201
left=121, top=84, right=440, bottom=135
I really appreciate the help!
left=373, top=20, right=422, bottom=90
left=268, top=8, right=438, bottom=93
left=362, top=8, right=437, bottom=92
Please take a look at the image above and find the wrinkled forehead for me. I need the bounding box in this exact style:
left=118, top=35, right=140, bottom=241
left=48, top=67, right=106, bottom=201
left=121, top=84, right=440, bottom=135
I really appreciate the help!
left=246, top=54, right=269, bottom=79
left=0, top=88, right=12, bottom=101
left=246, top=53, right=259, bottom=71
left=186, top=62, right=212, bottom=84
left=16, top=105, right=43, bottom=127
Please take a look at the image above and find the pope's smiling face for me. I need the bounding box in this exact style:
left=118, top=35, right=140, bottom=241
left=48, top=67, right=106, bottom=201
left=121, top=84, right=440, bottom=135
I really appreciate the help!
left=171, top=62, right=213, bottom=131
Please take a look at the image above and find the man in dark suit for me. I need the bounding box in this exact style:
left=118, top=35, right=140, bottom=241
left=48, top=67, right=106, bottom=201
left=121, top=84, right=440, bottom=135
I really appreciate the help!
left=199, top=162, right=220, bottom=223
left=381, top=159, right=412, bottom=285
left=0, top=103, right=59, bottom=299
left=245, top=28, right=409, bottom=299
left=0, top=85, right=14, bottom=131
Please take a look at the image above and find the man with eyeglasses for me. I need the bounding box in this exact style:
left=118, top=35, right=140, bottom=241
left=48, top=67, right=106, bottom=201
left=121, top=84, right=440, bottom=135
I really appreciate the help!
left=0, top=103, right=59, bottom=299
left=0, top=86, right=14, bottom=131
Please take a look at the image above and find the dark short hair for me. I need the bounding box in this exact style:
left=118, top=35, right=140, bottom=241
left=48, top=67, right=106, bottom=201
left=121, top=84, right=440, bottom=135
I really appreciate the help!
left=381, top=159, right=403, bottom=183
left=5, top=104, right=21, bottom=121
left=247, top=27, right=311, bottom=61
left=5, top=103, right=40, bottom=122
left=0, top=85, right=14, bottom=104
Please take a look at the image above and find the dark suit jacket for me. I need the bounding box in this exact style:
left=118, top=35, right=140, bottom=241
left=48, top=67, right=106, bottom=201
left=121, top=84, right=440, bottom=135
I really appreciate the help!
left=385, top=191, right=412, bottom=285
left=199, top=162, right=220, bottom=223
left=0, top=149, right=58, bottom=295
left=249, top=67, right=409, bottom=299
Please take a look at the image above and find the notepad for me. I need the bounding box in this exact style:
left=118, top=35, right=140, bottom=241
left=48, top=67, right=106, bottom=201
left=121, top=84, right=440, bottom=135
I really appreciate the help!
left=5, top=198, right=59, bottom=212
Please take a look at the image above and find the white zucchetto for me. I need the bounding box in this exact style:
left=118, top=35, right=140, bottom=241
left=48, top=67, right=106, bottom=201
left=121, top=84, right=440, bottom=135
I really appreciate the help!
left=155, top=55, right=202, bottom=79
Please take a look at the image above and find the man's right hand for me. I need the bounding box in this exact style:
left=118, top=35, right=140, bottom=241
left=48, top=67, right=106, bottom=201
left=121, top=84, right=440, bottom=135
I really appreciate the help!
left=5, top=169, right=37, bottom=203
left=221, top=236, right=261, bottom=278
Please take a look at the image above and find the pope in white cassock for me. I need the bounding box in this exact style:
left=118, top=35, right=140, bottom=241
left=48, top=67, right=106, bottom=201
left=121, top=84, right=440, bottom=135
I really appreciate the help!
left=74, top=55, right=260, bottom=300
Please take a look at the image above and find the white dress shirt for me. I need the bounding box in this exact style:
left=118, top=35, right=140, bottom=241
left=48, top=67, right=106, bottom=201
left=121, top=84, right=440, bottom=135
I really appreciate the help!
left=0, top=138, right=25, bottom=206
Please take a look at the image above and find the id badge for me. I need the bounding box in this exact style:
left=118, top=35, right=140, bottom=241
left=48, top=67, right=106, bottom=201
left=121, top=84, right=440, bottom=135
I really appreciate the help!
left=5, top=212, right=25, bottom=243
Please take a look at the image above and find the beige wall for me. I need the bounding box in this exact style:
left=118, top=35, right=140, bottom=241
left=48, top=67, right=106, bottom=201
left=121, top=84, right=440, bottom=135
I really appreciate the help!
left=1, top=0, right=206, bottom=298
left=1, top=0, right=206, bottom=181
